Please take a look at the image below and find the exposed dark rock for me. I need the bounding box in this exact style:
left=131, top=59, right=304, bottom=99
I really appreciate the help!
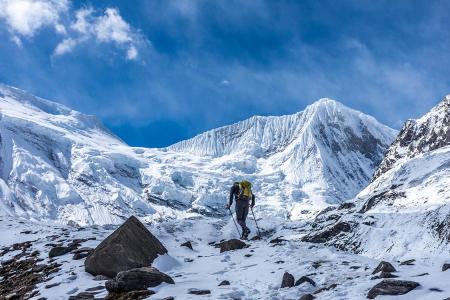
left=73, top=252, right=90, bottom=260
left=250, top=235, right=262, bottom=241
left=302, top=222, right=352, bottom=243
left=49, top=245, right=77, bottom=258
left=105, top=290, right=155, bottom=300
left=429, top=287, right=443, bottom=292
left=85, top=286, right=105, bottom=292
left=216, top=239, right=248, bottom=253
left=413, top=272, right=429, bottom=277
left=281, top=272, right=295, bottom=288
left=442, top=263, right=450, bottom=272
left=314, top=283, right=337, bottom=294
left=105, top=267, right=174, bottom=293
left=0, top=242, right=61, bottom=300
left=367, top=280, right=420, bottom=299
left=359, top=191, right=405, bottom=213
left=219, top=280, right=230, bottom=286
left=299, top=294, right=316, bottom=300
left=399, top=259, right=415, bottom=266
left=270, top=237, right=287, bottom=244
left=68, top=292, right=95, bottom=300
left=312, top=261, right=323, bottom=269
left=85, top=216, right=167, bottom=278
left=371, top=272, right=399, bottom=280
left=295, top=276, right=316, bottom=287
left=372, top=261, right=396, bottom=274
left=188, top=289, right=211, bottom=295
left=315, top=206, right=336, bottom=219
left=338, top=202, right=356, bottom=210
left=180, top=241, right=193, bottom=250
left=94, top=275, right=110, bottom=281
left=184, top=258, right=194, bottom=262
left=45, top=282, right=61, bottom=289
left=244, top=254, right=252, bottom=257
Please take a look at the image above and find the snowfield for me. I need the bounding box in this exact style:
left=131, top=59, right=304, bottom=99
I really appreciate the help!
left=1, top=216, right=450, bottom=300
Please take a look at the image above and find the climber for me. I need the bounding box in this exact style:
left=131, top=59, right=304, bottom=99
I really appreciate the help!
left=227, top=180, right=255, bottom=239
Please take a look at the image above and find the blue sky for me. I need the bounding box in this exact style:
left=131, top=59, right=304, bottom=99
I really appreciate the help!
left=0, top=0, right=449, bottom=147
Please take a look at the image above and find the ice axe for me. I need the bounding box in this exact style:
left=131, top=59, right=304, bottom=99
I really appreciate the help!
left=250, top=206, right=261, bottom=237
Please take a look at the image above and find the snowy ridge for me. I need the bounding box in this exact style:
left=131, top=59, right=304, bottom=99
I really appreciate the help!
left=305, top=95, right=450, bottom=259
left=0, top=84, right=395, bottom=225
left=374, top=94, right=450, bottom=179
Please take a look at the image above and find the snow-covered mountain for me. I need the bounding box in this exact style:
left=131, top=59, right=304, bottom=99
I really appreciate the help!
left=373, top=95, right=450, bottom=179
left=0, top=83, right=396, bottom=225
left=170, top=99, right=396, bottom=204
left=304, top=94, right=450, bottom=259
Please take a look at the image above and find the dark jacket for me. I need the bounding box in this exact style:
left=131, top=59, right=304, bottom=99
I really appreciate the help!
left=229, top=182, right=255, bottom=207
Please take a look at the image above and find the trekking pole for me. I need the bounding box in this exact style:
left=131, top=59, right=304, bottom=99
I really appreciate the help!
left=250, top=206, right=262, bottom=237
left=228, top=207, right=241, bottom=237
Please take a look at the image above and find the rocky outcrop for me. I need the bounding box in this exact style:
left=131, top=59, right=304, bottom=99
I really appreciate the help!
left=188, top=289, right=211, bottom=295
left=299, top=294, right=315, bottom=300
left=374, top=95, right=450, bottom=179
left=181, top=241, right=193, bottom=250
left=302, top=222, right=352, bottom=243
left=367, top=280, right=420, bottom=299
left=216, top=239, right=248, bottom=253
left=295, top=276, right=316, bottom=287
left=281, top=272, right=295, bottom=288
left=85, top=216, right=167, bottom=278
left=105, top=267, right=174, bottom=293
left=372, top=261, right=396, bottom=274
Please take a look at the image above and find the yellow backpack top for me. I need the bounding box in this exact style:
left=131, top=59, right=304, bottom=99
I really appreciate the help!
left=239, top=180, right=253, bottom=200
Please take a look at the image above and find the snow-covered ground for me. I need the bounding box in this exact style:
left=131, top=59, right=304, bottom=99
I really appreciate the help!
left=1, top=216, right=449, bottom=300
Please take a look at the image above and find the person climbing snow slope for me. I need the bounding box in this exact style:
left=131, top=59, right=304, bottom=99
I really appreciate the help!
left=227, top=180, right=255, bottom=239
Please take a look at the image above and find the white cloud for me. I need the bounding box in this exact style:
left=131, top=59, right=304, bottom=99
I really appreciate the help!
left=71, top=7, right=93, bottom=34
left=0, top=0, right=68, bottom=37
left=53, top=7, right=141, bottom=60
left=0, top=1, right=142, bottom=60
left=94, top=8, right=132, bottom=44
left=126, top=45, right=138, bottom=60
left=54, top=37, right=77, bottom=55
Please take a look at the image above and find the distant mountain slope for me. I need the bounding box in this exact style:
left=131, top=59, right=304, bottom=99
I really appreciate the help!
left=303, top=94, right=450, bottom=258
left=0, top=84, right=396, bottom=225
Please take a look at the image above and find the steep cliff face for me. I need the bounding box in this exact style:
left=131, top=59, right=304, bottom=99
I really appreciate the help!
left=374, top=95, right=450, bottom=179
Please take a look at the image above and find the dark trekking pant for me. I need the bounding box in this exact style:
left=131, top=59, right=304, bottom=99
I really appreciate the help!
left=235, top=200, right=249, bottom=232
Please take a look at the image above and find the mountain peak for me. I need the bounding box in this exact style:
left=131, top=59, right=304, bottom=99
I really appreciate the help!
left=373, top=93, right=450, bottom=179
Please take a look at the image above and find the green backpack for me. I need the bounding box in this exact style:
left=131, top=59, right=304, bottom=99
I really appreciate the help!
left=239, top=180, right=253, bottom=200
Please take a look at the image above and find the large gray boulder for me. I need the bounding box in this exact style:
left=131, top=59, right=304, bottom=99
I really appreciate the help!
left=367, top=280, right=419, bottom=299
left=85, top=216, right=167, bottom=278
left=105, top=267, right=174, bottom=293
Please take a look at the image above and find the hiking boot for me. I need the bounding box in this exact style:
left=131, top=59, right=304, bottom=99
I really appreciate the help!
left=242, top=228, right=251, bottom=239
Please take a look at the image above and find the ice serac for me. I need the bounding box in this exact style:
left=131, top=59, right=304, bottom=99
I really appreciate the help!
left=305, top=94, right=450, bottom=258
left=170, top=99, right=397, bottom=205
